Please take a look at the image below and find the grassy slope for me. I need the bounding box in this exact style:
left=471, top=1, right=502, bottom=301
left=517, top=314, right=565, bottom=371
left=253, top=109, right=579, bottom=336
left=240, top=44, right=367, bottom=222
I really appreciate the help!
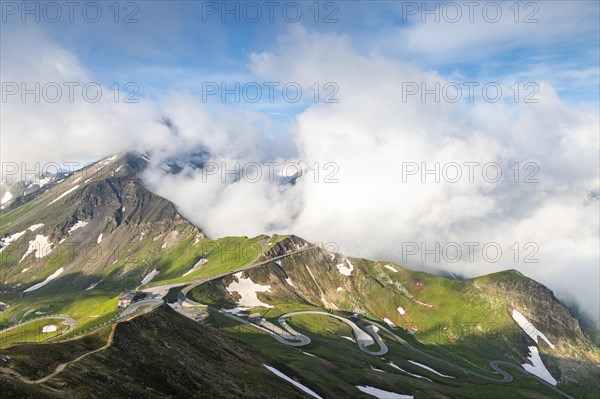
left=0, top=307, right=313, bottom=399
left=189, top=242, right=600, bottom=397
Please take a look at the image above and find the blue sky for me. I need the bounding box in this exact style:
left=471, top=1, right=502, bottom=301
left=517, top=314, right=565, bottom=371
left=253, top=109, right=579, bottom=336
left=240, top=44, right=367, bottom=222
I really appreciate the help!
left=4, top=1, right=597, bottom=104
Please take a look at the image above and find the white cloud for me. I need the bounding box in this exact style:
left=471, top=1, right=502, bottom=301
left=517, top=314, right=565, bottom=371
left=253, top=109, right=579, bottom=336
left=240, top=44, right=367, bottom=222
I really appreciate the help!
left=2, top=25, right=598, bottom=325
left=0, top=28, right=167, bottom=167
left=153, top=26, right=599, bottom=323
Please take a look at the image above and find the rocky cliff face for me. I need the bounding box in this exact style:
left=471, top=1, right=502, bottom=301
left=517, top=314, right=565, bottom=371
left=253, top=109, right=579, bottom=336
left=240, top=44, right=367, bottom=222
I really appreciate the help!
left=0, top=153, right=201, bottom=294
left=472, top=271, right=600, bottom=387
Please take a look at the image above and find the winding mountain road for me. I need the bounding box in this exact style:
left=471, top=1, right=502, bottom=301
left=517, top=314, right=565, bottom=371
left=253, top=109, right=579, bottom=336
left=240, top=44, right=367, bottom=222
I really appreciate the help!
left=0, top=243, right=575, bottom=399
left=270, top=312, right=574, bottom=399
left=278, top=311, right=388, bottom=355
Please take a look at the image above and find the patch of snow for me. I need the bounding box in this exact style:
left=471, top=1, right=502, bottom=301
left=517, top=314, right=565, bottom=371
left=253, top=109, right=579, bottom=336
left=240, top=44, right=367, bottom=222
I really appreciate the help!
left=397, top=307, right=406, bottom=316
left=226, top=272, right=273, bottom=308
left=263, top=365, right=323, bottom=399
left=193, top=235, right=202, bottom=245
left=23, top=267, right=64, bottom=292
left=21, top=267, right=30, bottom=273
left=97, top=233, right=103, bottom=244
left=384, top=264, right=398, bottom=273
left=285, top=277, right=295, bottom=287
left=341, top=336, right=356, bottom=343
left=356, top=386, right=413, bottom=399
left=48, top=185, right=79, bottom=206
left=337, top=287, right=343, bottom=292
left=141, top=269, right=160, bottom=285
left=68, top=220, right=88, bottom=234
left=42, top=325, right=58, bottom=333
left=383, top=317, right=397, bottom=328
left=329, top=253, right=335, bottom=261
left=388, top=362, right=432, bottom=381
left=19, top=235, right=53, bottom=263
left=6, top=230, right=26, bottom=242
left=114, top=165, right=124, bottom=173
left=301, top=351, right=316, bottom=357
left=522, top=346, right=557, bottom=385
left=1, top=191, right=13, bottom=204
left=336, top=259, right=354, bottom=276
left=371, top=366, right=385, bottom=373
left=183, top=258, right=208, bottom=277
left=37, top=177, right=52, bottom=187
left=408, top=360, right=454, bottom=378
left=28, top=223, right=44, bottom=231
left=512, top=310, right=555, bottom=349
left=86, top=281, right=101, bottom=290
left=84, top=178, right=92, bottom=184
left=71, top=176, right=82, bottom=184
left=105, top=155, right=117, bottom=161
left=0, top=229, right=27, bottom=253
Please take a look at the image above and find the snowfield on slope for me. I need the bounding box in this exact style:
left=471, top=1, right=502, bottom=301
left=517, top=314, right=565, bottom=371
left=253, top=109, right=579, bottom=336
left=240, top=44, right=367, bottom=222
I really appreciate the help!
left=86, top=281, right=101, bottom=290
left=42, top=325, right=58, bottom=333
left=522, top=346, right=557, bottom=385
left=68, top=220, right=88, bottom=234
left=384, top=264, right=398, bottom=273
left=356, top=386, right=413, bottom=398
left=24, top=267, right=64, bottom=292
left=512, top=310, right=556, bottom=349
left=336, top=259, right=354, bottom=276
left=263, top=365, right=323, bottom=399
left=28, top=223, right=44, bottom=231
left=388, top=362, right=432, bottom=381
left=48, top=185, right=80, bottom=206
left=0, top=231, right=26, bottom=253
left=226, top=272, right=273, bottom=308
left=0, top=223, right=46, bottom=253
left=408, top=360, right=455, bottom=378
left=183, top=258, right=208, bottom=276
left=141, top=269, right=160, bottom=285
left=1, top=191, right=13, bottom=204
left=19, top=235, right=53, bottom=262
